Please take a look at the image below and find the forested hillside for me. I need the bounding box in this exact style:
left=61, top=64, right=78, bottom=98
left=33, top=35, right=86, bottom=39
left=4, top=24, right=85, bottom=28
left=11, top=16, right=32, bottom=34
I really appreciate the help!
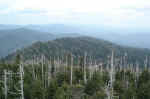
left=0, top=28, right=55, bottom=57
left=5, top=37, right=150, bottom=66
left=1, top=37, right=150, bottom=99
left=0, top=28, right=81, bottom=57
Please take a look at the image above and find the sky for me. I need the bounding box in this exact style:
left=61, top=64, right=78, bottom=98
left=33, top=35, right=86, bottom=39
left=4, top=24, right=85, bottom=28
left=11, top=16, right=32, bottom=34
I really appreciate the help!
left=0, top=0, right=150, bottom=30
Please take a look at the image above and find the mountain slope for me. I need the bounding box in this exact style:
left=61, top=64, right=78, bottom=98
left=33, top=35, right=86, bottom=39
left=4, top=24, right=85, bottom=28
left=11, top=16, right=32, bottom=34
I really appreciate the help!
left=5, top=37, right=150, bottom=65
left=0, top=28, right=55, bottom=57
left=0, top=28, right=82, bottom=57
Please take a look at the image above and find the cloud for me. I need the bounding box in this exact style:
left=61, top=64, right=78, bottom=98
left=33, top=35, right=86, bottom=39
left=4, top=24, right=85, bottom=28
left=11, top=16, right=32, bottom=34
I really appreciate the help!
left=0, top=0, right=150, bottom=28
left=17, top=9, right=47, bottom=15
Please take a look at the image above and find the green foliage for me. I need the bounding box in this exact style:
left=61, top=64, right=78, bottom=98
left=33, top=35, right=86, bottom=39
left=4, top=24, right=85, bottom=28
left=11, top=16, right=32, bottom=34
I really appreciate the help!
left=56, top=72, right=70, bottom=86
left=54, top=83, right=72, bottom=99
left=1, top=61, right=150, bottom=99
left=137, top=70, right=150, bottom=99
left=47, top=80, right=58, bottom=99
left=114, top=80, right=125, bottom=95
left=84, top=72, right=104, bottom=95
left=31, top=80, right=46, bottom=99
left=0, top=80, right=4, bottom=99
left=93, top=91, right=107, bottom=99
left=102, top=71, right=110, bottom=84
left=74, top=68, right=84, bottom=84
left=15, top=54, right=21, bottom=64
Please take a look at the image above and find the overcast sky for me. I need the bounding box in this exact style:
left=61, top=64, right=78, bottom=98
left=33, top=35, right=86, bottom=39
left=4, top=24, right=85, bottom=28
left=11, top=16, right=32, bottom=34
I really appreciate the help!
left=0, top=0, right=150, bottom=29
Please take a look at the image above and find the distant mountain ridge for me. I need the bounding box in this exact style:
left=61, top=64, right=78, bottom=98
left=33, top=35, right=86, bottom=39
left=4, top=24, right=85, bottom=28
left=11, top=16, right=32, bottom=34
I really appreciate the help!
left=0, top=24, right=21, bottom=30
left=0, top=24, right=150, bottom=49
left=0, top=24, right=150, bottom=57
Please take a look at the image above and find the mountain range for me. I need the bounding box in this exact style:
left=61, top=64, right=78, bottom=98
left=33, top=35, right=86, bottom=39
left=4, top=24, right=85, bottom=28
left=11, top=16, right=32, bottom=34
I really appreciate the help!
left=0, top=24, right=150, bottom=58
left=0, top=27, right=81, bottom=57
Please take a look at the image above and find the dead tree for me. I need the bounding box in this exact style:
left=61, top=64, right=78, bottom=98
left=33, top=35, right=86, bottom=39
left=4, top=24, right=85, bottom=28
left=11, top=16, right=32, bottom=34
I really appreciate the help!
left=70, top=54, right=73, bottom=86
left=41, top=55, right=44, bottom=81
left=20, top=63, right=24, bottom=99
left=48, top=59, right=51, bottom=87
left=4, top=70, right=7, bottom=99
left=144, top=56, right=148, bottom=69
left=84, top=52, right=87, bottom=84
left=89, top=56, right=93, bottom=80
left=32, top=59, right=36, bottom=80
left=109, top=50, right=114, bottom=99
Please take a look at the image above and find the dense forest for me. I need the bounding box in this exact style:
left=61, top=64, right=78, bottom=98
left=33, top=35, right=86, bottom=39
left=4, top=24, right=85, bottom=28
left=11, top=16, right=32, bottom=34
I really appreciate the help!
left=0, top=50, right=150, bottom=99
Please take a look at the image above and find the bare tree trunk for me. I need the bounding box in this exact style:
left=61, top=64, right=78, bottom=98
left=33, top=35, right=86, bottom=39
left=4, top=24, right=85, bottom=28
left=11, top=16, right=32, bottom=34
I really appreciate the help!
left=144, top=56, right=148, bottom=69
left=84, top=52, right=87, bottom=84
left=65, top=55, right=68, bottom=73
left=32, top=59, right=35, bottom=80
left=4, top=70, right=7, bottom=99
left=70, top=54, right=73, bottom=86
left=89, top=56, right=92, bottom=80
left=20, top=63, right=24, bottom=99
left=41, top=55, right=44, bottom=81
left=110, top=50, right=114, bottom=99
left=100, top=63, right=103, bottom=75
left=48, top=59, right=51, bottom=86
